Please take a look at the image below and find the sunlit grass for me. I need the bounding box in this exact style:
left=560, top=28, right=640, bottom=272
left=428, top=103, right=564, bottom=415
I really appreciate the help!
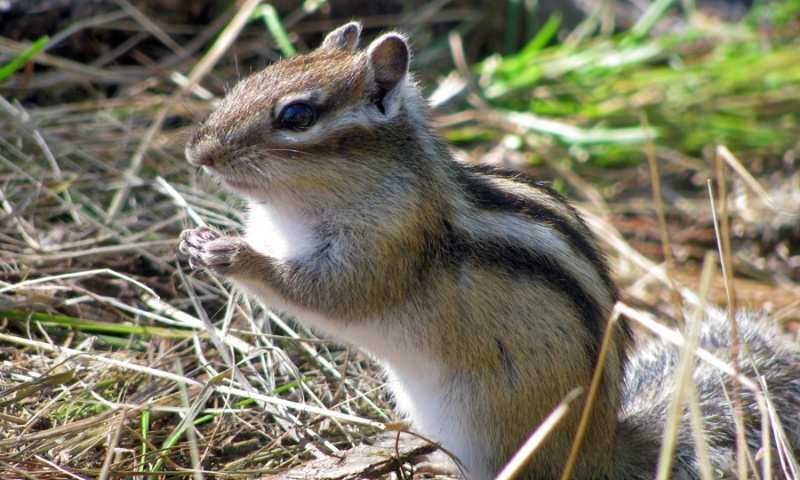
left=458, top=6, right=800, bottom=166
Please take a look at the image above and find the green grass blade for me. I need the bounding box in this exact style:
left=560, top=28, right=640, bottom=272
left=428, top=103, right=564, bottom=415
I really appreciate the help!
left=0, top=36, right=49, bottom=83
left=251, top=4, right=296, bottom=57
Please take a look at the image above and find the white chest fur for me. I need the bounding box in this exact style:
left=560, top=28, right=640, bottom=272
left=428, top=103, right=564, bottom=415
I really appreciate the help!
left=245, top=200, right=315, bottom=261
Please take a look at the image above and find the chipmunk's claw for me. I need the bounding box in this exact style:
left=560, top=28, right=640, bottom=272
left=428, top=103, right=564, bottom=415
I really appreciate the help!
left=179, top=226, right=247, bottom=276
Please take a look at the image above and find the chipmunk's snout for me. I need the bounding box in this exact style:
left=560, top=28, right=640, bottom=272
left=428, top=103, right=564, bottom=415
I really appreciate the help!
left=185, top=137, right=217, bottom=167
left=186, top=149, right=213, bottom=167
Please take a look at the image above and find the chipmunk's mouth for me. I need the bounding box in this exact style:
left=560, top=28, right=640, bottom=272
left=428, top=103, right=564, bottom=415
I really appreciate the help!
left=221, top=178, right=259, bottom=193
left=202, top=166, right=259, bottom=193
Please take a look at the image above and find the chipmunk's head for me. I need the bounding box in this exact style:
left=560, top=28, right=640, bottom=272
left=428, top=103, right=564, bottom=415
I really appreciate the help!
left=186, top=22, right=425, bottom=203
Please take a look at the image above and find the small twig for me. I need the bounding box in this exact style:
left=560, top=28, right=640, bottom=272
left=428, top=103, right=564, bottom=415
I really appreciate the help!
left=560, top=310, right=622, bottom=480
left=716, top=145, right=776, bottom=211
left=643, top=110, right=684, bottom=328
left=655, top=251, right=716, bottom=480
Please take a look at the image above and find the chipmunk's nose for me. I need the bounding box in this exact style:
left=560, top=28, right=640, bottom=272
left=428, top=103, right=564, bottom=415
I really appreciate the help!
left=185, top=138, right=216, bottom=167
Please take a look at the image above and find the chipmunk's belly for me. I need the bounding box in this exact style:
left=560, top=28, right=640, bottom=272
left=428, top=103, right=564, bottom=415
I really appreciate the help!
left=382, top=354, right=483, bottom=478
left=290, top=310, right=476, bottom=474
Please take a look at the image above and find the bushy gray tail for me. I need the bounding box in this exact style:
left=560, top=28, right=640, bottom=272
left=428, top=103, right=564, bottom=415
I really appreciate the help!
left=613, top=309, right=800, bottom=479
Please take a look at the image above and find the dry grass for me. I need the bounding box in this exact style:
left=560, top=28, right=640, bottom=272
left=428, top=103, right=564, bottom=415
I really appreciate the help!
left=1, top=2, right=799, bottom=479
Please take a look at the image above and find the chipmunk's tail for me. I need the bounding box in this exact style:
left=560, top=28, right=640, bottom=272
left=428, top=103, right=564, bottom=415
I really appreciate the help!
left=612, top=309, right=800, bottom=479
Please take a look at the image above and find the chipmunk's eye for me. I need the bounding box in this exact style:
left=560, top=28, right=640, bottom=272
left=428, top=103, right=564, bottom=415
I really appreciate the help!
left=277, top=102, right=315, bottom=130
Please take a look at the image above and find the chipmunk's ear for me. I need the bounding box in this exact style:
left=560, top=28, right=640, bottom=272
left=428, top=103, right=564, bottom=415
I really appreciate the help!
left=367, top=33, right=409, bottom=92
left=322, top=22, right=362, bottom=52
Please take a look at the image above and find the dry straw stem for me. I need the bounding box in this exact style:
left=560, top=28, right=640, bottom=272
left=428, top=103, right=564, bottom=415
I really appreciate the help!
left=497, top=387, right=584, bottom=480
left=654, top=251, right=717, bottom=480
left=642, top=111, right=684, bottom=329
left=560, top=311, right=623, bottom=480
left=709, top=169, right=749, bottom=479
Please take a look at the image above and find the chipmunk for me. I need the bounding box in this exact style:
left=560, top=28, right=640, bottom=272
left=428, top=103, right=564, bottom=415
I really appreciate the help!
left=179, top=22, right=800, bottom=479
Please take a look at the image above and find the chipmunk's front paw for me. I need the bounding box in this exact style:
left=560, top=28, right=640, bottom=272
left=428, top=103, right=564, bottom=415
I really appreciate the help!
left=179, top=226, right=250, bottom=276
